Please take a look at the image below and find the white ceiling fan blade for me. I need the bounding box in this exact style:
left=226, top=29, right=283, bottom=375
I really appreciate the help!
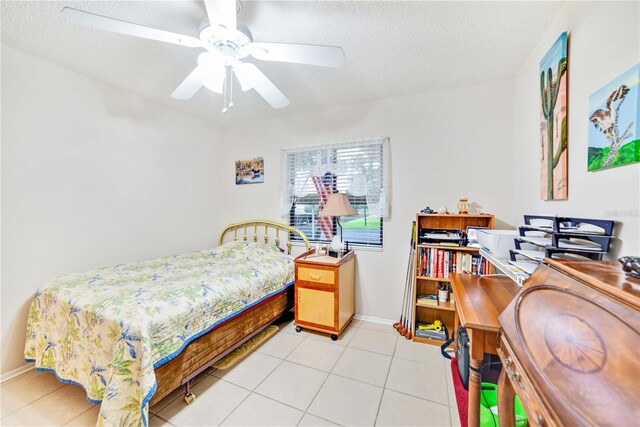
left=204, top=0, right=236, bottom=31
left=171, top=67, right=208, bottom=99
left=249, top=66, right=289, bottom=109
left=232, top=63, right=259, bottom=91
left=249, top=42, right=345, bottom=68
left=61, top=7, right=201, bottom=48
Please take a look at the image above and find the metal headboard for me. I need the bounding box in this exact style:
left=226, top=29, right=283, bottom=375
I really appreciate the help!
left=219, top=220, right=311, bottom=255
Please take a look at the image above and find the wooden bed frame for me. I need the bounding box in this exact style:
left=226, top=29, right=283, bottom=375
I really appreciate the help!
left=150, top=220, right=310, bottom=405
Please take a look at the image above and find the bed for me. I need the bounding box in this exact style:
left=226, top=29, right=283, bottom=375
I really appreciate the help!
left=24, top=220, right=310, bottom=427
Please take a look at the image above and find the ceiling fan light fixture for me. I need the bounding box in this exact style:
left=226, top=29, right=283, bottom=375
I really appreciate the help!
left=202, top=74, right=225, bottom=94
left=233, top=63, right=259, bottom=91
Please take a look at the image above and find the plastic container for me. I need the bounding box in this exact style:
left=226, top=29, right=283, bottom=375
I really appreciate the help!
left=476, top=229, right=519, bottom=258
left=480, top=382, right=528, bottom=427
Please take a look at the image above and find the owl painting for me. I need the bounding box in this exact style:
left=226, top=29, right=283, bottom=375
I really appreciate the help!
left=588, top=65, right=640, bottom=172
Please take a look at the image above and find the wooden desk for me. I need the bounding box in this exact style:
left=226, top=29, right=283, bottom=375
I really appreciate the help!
left=450, top=273, right=520, bottom=427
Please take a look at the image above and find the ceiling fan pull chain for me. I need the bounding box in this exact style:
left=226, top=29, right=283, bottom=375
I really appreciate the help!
left=229, top=65, right=234, bottom=109
left=222, top=65, right=234, bottom=113
left=222, top=67, right=228, bottom=113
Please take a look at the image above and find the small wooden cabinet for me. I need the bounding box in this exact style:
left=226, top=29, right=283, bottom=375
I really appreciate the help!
left=294, top=250, right=355, bottom=340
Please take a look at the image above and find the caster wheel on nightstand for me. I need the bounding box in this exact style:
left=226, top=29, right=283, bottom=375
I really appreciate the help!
left=184, top=392, right=196, bottom=405
left=331, top=334, right=338, bottom=341
left=295, top=326, right=302, bottom=333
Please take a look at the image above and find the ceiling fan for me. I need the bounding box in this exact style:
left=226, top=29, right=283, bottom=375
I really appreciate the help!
left=61, top=1, right=345, bottom=112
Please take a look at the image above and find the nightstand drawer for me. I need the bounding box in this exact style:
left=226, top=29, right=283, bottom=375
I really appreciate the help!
left=298, top=267, right=334, bottom=284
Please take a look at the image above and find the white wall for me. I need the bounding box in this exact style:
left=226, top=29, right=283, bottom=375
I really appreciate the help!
left=511, top=1, right=640, bottom=257
left=214, top=80, right=516, bottom=323
left=1, top=46, right=221, bottom=374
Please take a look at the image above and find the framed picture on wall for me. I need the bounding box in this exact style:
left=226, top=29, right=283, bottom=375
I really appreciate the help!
left=235, top=157, right=264, bottom=185
left=539, top=32, right=569, bottom=201
left=588, top=64, right=640, bottom=172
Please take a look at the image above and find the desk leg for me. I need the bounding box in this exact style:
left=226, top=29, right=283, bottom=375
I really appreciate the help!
left=498, top=368, right=515, bottom=427
left=468, top=329, right=484, bottom=427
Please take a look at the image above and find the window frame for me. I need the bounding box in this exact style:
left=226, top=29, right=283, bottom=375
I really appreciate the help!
left=285, top=145, right=385, bottom=248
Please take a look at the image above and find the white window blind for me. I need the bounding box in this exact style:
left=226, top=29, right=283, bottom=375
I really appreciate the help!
left=280, top=137, right=390, bottom=247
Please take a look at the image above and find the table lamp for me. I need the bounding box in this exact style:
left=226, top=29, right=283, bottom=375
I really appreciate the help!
left=319, top=193, right=358, bottom=253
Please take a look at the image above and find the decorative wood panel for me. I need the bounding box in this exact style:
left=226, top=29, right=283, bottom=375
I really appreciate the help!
left=297, top=288, right=335, bottom=327
left=498, top=260, right=640, bottom=426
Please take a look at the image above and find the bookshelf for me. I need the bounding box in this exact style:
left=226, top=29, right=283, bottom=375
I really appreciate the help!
left=413, top=213, right=494, bottom=346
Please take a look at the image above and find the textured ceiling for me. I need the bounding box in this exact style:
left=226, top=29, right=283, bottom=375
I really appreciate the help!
left=1, top=1, right=563, bottom=126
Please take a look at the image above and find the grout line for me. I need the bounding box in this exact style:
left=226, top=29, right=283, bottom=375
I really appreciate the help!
left=216, top=384, right=254, bottom=426
left=299, top=367, right=332, bottom=424
left=383, top=387, right=451, bottom=409
left=62, top=405, right=98, bottom=426
left=251, top=332, right=349, bottom=412
left=9, top=322, right=423, bottom=427
left=327, top=370, right=386, bottom=389
left=297, top=331, right=353, bottom=426
left=298, top=413, right=345, bottom=427
left=226, top=392, right=308, bottom=424
left=216, top=343, right=292, bottom=426
left=372, top=334, right=398, bottom=426
left=211, top=329, right=308, bottom=425
left=444, top=356, right=453, bottom=426
left=151, top=412, right=178, bottom=426
left=0, top=374, right=67, bottom=420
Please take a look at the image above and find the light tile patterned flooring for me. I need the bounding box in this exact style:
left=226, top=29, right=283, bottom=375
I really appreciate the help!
left=0, top=317, right=461, bottom=426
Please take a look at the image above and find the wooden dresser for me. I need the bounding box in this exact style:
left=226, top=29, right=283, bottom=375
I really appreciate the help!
left=497, top=259, right=640, bottom=426
left=294, top=250, right=355, bottom=340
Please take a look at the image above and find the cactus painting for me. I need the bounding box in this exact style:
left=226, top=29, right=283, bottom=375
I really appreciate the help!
left=540, top=32, right=568, bottom=200
left=588, top=64, right=640, bottom=172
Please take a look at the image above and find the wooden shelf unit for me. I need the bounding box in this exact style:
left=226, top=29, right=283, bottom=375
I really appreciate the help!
left=413, top=213, right=494, bottom=345
left=416, top=300, right=456, bottom=311
left=417, top=244, right=481, bottom=252
left=417, top=276, right=451, bottom=282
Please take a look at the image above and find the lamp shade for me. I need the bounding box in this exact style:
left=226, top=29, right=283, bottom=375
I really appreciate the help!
left=319, top=193, right=357, bottom=217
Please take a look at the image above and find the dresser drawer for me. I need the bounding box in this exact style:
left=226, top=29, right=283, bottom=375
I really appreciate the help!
left=498, top=336, right=551, bottom=426
left=297, top=266, right=335, bottom=284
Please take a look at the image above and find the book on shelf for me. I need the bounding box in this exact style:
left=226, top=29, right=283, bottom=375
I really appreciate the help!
left=417, top=247, right=488, bottom=277
left=417, top=293, right=438, bottom=306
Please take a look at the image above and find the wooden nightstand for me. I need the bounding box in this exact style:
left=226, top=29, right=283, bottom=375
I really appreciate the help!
left=294, top=250, right=355, bottom=340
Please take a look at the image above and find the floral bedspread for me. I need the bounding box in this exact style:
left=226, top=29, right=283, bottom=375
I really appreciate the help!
left=24, top=242, right=294, bottom=427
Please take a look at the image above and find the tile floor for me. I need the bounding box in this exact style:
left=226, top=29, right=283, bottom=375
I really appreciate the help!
left=0, top=317, right=461, bottom=426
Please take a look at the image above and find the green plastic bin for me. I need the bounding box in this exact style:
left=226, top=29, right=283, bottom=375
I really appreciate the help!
left=479, top=382, right=528, bottom=427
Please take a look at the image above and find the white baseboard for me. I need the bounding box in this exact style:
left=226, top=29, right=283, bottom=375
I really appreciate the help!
left=353, top=314, right=396, bottom=325
left=0, top=362, right=34, bottom=384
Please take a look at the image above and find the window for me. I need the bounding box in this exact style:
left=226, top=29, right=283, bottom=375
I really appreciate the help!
left=280, top=137, right=390, bottom=247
